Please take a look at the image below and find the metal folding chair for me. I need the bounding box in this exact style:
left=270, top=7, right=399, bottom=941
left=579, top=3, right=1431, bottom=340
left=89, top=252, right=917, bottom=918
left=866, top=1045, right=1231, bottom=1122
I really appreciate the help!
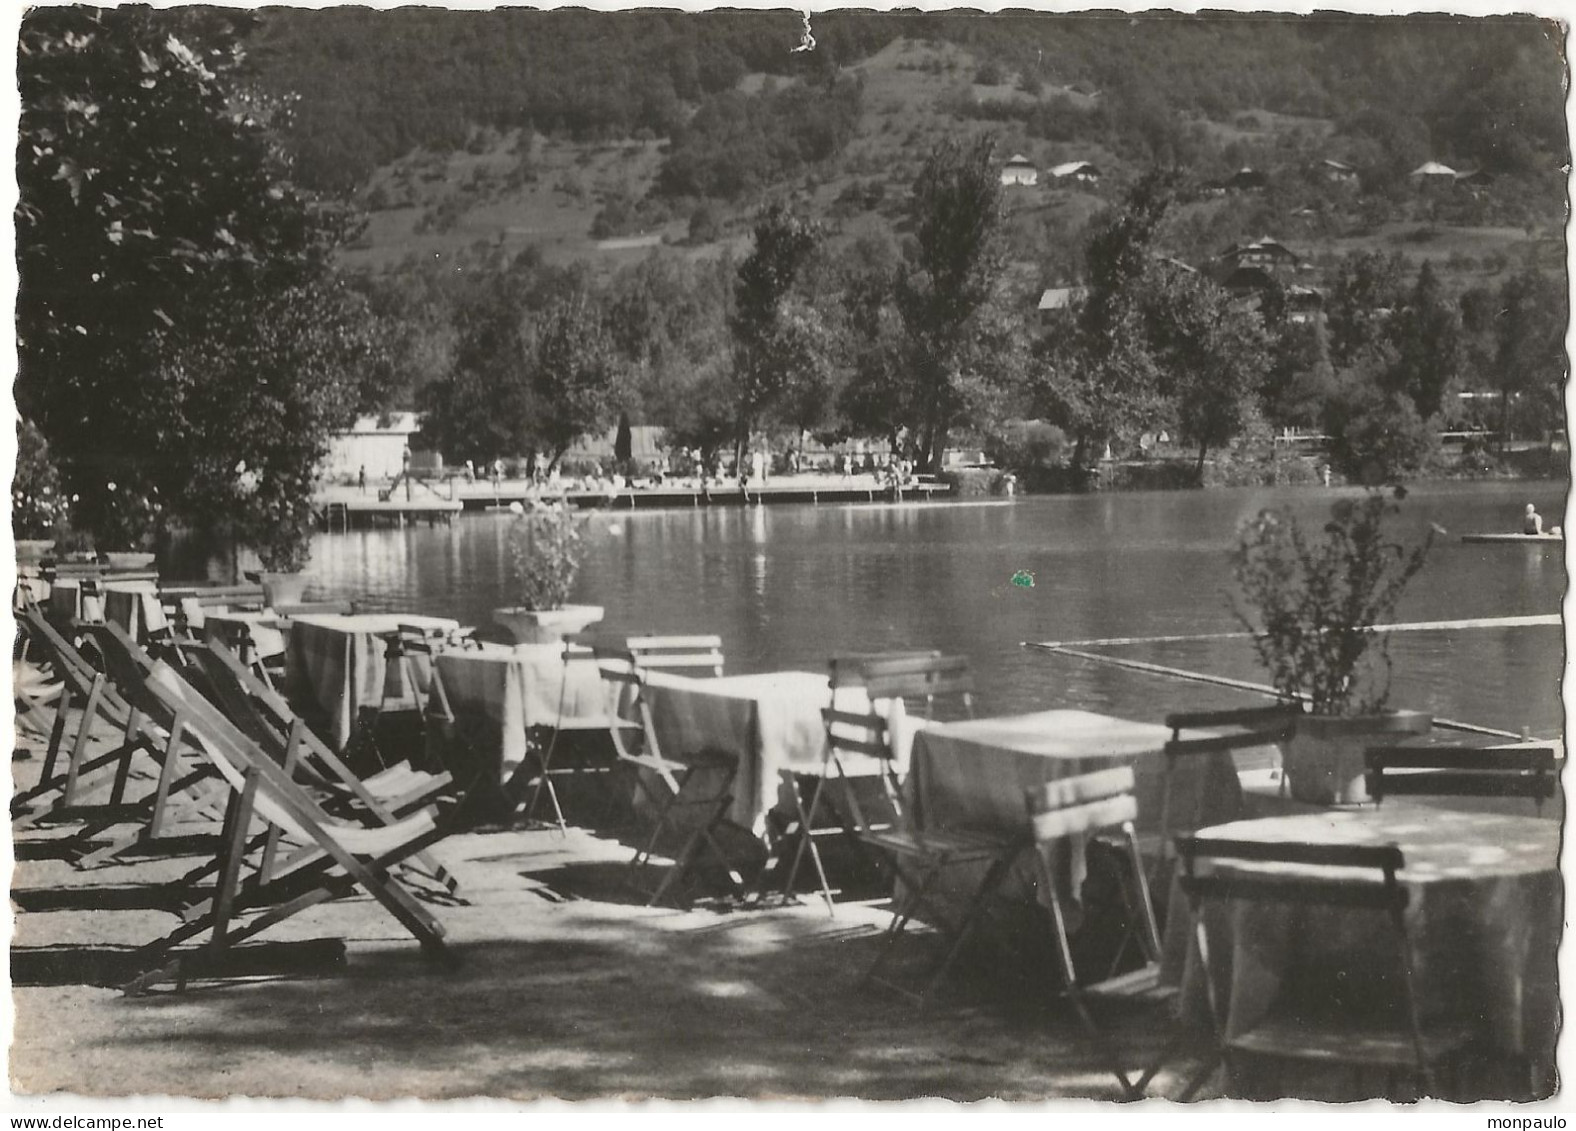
left=1175, top=835, right=1475, bottom=1100
left=1030, top=766, right=1174, bottom=1101
left=594, top=644, right=744, bottom=907
left=1365, top=742, right=1559, bottom=812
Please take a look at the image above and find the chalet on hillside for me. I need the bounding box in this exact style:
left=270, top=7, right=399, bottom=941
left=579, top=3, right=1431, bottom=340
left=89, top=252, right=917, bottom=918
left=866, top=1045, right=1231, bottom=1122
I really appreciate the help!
left=1320, top=158, right=1359, bottom=183
left=1036, top=285, right=1087, bottom=320
left=1217, top=236, right=1302, bottom=272
left=1223, top=167, right=1268, bottom=191
left=1282, top=284, right=1325, bottom=324
left=1048, top=160, right=1101, bottom=184
left=1001, top=154, right=1038, bottom=187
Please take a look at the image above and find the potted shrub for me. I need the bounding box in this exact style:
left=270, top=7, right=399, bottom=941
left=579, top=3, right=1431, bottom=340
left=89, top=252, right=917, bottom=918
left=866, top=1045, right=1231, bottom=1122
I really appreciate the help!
left=1231, top=488, right=1436, bottom=804
left=93, top=483, right=162, bottom=569
left=240, top=487, right=318, bottom=607
left=493, top=501, right=602, bottom=645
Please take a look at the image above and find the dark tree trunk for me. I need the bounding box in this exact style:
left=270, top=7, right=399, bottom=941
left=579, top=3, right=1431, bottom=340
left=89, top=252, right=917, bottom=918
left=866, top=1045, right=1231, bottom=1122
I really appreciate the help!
left=1195, top=442, right=1208, bottom=485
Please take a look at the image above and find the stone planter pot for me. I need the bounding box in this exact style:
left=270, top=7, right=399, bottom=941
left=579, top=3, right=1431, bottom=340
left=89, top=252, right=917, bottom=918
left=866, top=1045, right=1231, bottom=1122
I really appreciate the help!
left=100, top=551, right=157, bottom=570
left=15, top=540, right=54, bottom=566
left=1285, top=709, right=1433, bottom=805
left=252, top=570, right=309, bottom=608
left=492, top=604, right=603, bottom=646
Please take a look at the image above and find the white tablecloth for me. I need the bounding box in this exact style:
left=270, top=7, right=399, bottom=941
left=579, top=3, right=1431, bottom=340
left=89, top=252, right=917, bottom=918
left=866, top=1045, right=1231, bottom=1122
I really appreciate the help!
left=285, top=613, right=460, bottom=748
left=640, top=669, right=914, bottom=836
left=904, top=708, right=1237, bottom=937
left=429, top=642, right=608, bottom=782
left=1173, top=806, right=1560, bottom=1074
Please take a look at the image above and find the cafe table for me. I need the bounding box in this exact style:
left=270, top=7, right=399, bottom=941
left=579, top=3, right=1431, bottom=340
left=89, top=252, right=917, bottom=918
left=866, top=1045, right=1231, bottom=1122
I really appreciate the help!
left=426, top=641, right=609, bottom=813
left=285, top=612, right=460, bottom=749
left=903, top=708, right=1242, bottom=933
left=638, top=669, right=915, bottom=837
left=1170, top=805, right=1560, bottom=1092
left=47, top=578, right=104, bottom=625
left=100, top=580, right=169, bottom=643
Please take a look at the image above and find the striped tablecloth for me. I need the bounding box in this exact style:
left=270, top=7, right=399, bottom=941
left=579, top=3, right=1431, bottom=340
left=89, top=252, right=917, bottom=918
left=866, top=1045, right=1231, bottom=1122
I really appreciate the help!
left=285, top=613, right=460, bottom=749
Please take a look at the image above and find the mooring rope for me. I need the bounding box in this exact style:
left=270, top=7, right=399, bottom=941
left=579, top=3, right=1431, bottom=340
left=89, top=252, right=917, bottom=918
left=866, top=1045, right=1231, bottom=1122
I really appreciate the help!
left=1031, top=613, right=1561, bottom=651
left=1025, top=641, right=1537, bottom=741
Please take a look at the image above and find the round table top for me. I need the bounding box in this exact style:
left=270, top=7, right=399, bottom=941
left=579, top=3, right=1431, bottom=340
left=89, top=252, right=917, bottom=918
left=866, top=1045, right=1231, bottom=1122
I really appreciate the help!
left=1195, top=804, right=1558, bottom=883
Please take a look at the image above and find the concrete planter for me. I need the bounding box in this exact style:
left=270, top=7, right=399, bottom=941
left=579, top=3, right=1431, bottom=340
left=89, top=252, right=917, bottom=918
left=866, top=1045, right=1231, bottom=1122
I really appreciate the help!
left=100, top=551, right=157, bottom=570
left=1285, top=709, right=1433, bottom=805
left=256, top=571, right=309, bottom=607
left=15, top=540, right=54, bottom=566
left=493, top=604, right=603, bottom=646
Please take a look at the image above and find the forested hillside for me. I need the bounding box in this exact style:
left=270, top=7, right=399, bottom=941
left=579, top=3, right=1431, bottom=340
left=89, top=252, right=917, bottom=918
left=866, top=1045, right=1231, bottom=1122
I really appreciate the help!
left=251, top=9, right=1565, bottom=195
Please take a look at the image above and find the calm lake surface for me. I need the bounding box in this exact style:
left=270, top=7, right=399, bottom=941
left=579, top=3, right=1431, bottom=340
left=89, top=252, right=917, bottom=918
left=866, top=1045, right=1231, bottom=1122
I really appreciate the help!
left=304, top=479, right=1567, bottom=737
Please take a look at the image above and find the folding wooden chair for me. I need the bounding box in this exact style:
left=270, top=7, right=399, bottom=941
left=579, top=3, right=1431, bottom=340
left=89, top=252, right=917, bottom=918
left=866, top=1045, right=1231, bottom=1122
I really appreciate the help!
left=769, top=651, right=951, bottom=913
left=594, top=644, right=744, bottom=907
left=1132, top=704, right=1303, bottom=895
left=125, top=660, right=456, bottom=993
left=625, top=635, right=725, bottom=677
left=1365, top=743, right=1560, bottom=812
left=1029, top=766, right=1176, bottom=1101
left=1175, top=836, right=1475, bottom=1101
left=509, top=634, right=614, bottom=832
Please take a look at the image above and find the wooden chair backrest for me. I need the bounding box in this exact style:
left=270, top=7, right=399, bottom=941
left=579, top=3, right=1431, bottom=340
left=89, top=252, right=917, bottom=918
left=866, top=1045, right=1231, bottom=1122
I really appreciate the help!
left=1157, top=703, right=1301, bottom=845
left=1364, top=743, right=1560, bottom=805
left=626, top=634, right=725, bottom=676
left=1026, top=765, right=1139, bottom=844
left=828, top=652, right=972, bottom=716
left=590, top=644, right=657, bottom=759
left=1175, top=836, right=1407, bottom=911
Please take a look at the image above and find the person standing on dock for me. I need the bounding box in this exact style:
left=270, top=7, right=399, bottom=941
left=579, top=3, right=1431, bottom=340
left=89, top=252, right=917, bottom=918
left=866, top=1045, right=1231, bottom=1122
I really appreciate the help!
left=1523, top=503, right=1544, bottom=535
left=357, top=465, right=366, bottom=494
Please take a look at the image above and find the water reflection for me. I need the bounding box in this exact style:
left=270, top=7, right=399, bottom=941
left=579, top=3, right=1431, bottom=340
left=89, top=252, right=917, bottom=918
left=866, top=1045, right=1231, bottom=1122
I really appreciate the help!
left=299, top=481, right=1566, bottom=735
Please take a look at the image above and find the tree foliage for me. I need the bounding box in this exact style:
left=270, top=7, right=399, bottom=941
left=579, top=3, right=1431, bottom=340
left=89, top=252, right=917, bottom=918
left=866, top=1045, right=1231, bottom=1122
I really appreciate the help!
left=729, top=203, right=825, bottom=454
left=17, top=6, right=383, bottom=565
left=895, top=136, right=1014, bottom=470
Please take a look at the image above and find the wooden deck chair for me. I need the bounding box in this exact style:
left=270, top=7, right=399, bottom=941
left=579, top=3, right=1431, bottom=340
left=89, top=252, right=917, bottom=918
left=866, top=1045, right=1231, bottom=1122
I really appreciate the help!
left=12, top=610, right=223, bottom=851
left=143, top=634, right=459, bottom=896
left=1365, top=743, right=1560, bottom=812
left=1175, top=836, right=1475, bottom=1101
left=594, top=644, right=744, bottom=907
left=1029, top=766, right=1178, bottom=1101
left=770, top=651, right=953, bottom=913
left=124, top=660, right=455, bottom=993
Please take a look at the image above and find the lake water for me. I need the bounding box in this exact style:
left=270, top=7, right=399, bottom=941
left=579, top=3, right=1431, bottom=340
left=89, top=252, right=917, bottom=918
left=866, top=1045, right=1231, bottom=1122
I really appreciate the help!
left=302, top=479, right=1568, bottom=738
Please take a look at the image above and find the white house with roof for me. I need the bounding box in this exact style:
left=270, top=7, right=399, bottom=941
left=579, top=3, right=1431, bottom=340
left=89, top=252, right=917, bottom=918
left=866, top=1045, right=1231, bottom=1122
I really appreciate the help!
left=1048, top=160, right=1101, bottom=184
left=324, top=412, right=423, bottom=481
left=1001, top=154, right=1038, bottom=186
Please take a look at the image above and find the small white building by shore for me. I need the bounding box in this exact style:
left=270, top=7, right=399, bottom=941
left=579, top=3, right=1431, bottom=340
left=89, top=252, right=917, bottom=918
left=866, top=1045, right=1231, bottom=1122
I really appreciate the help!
left=324, top=412, right=422, bottom=482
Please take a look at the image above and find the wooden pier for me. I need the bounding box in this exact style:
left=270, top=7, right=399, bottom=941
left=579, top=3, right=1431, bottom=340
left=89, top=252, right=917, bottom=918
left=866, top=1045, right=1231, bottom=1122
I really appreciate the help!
left=461, top=480, right=954, bottom=513
left=315, top=478, right=955, bottom=528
